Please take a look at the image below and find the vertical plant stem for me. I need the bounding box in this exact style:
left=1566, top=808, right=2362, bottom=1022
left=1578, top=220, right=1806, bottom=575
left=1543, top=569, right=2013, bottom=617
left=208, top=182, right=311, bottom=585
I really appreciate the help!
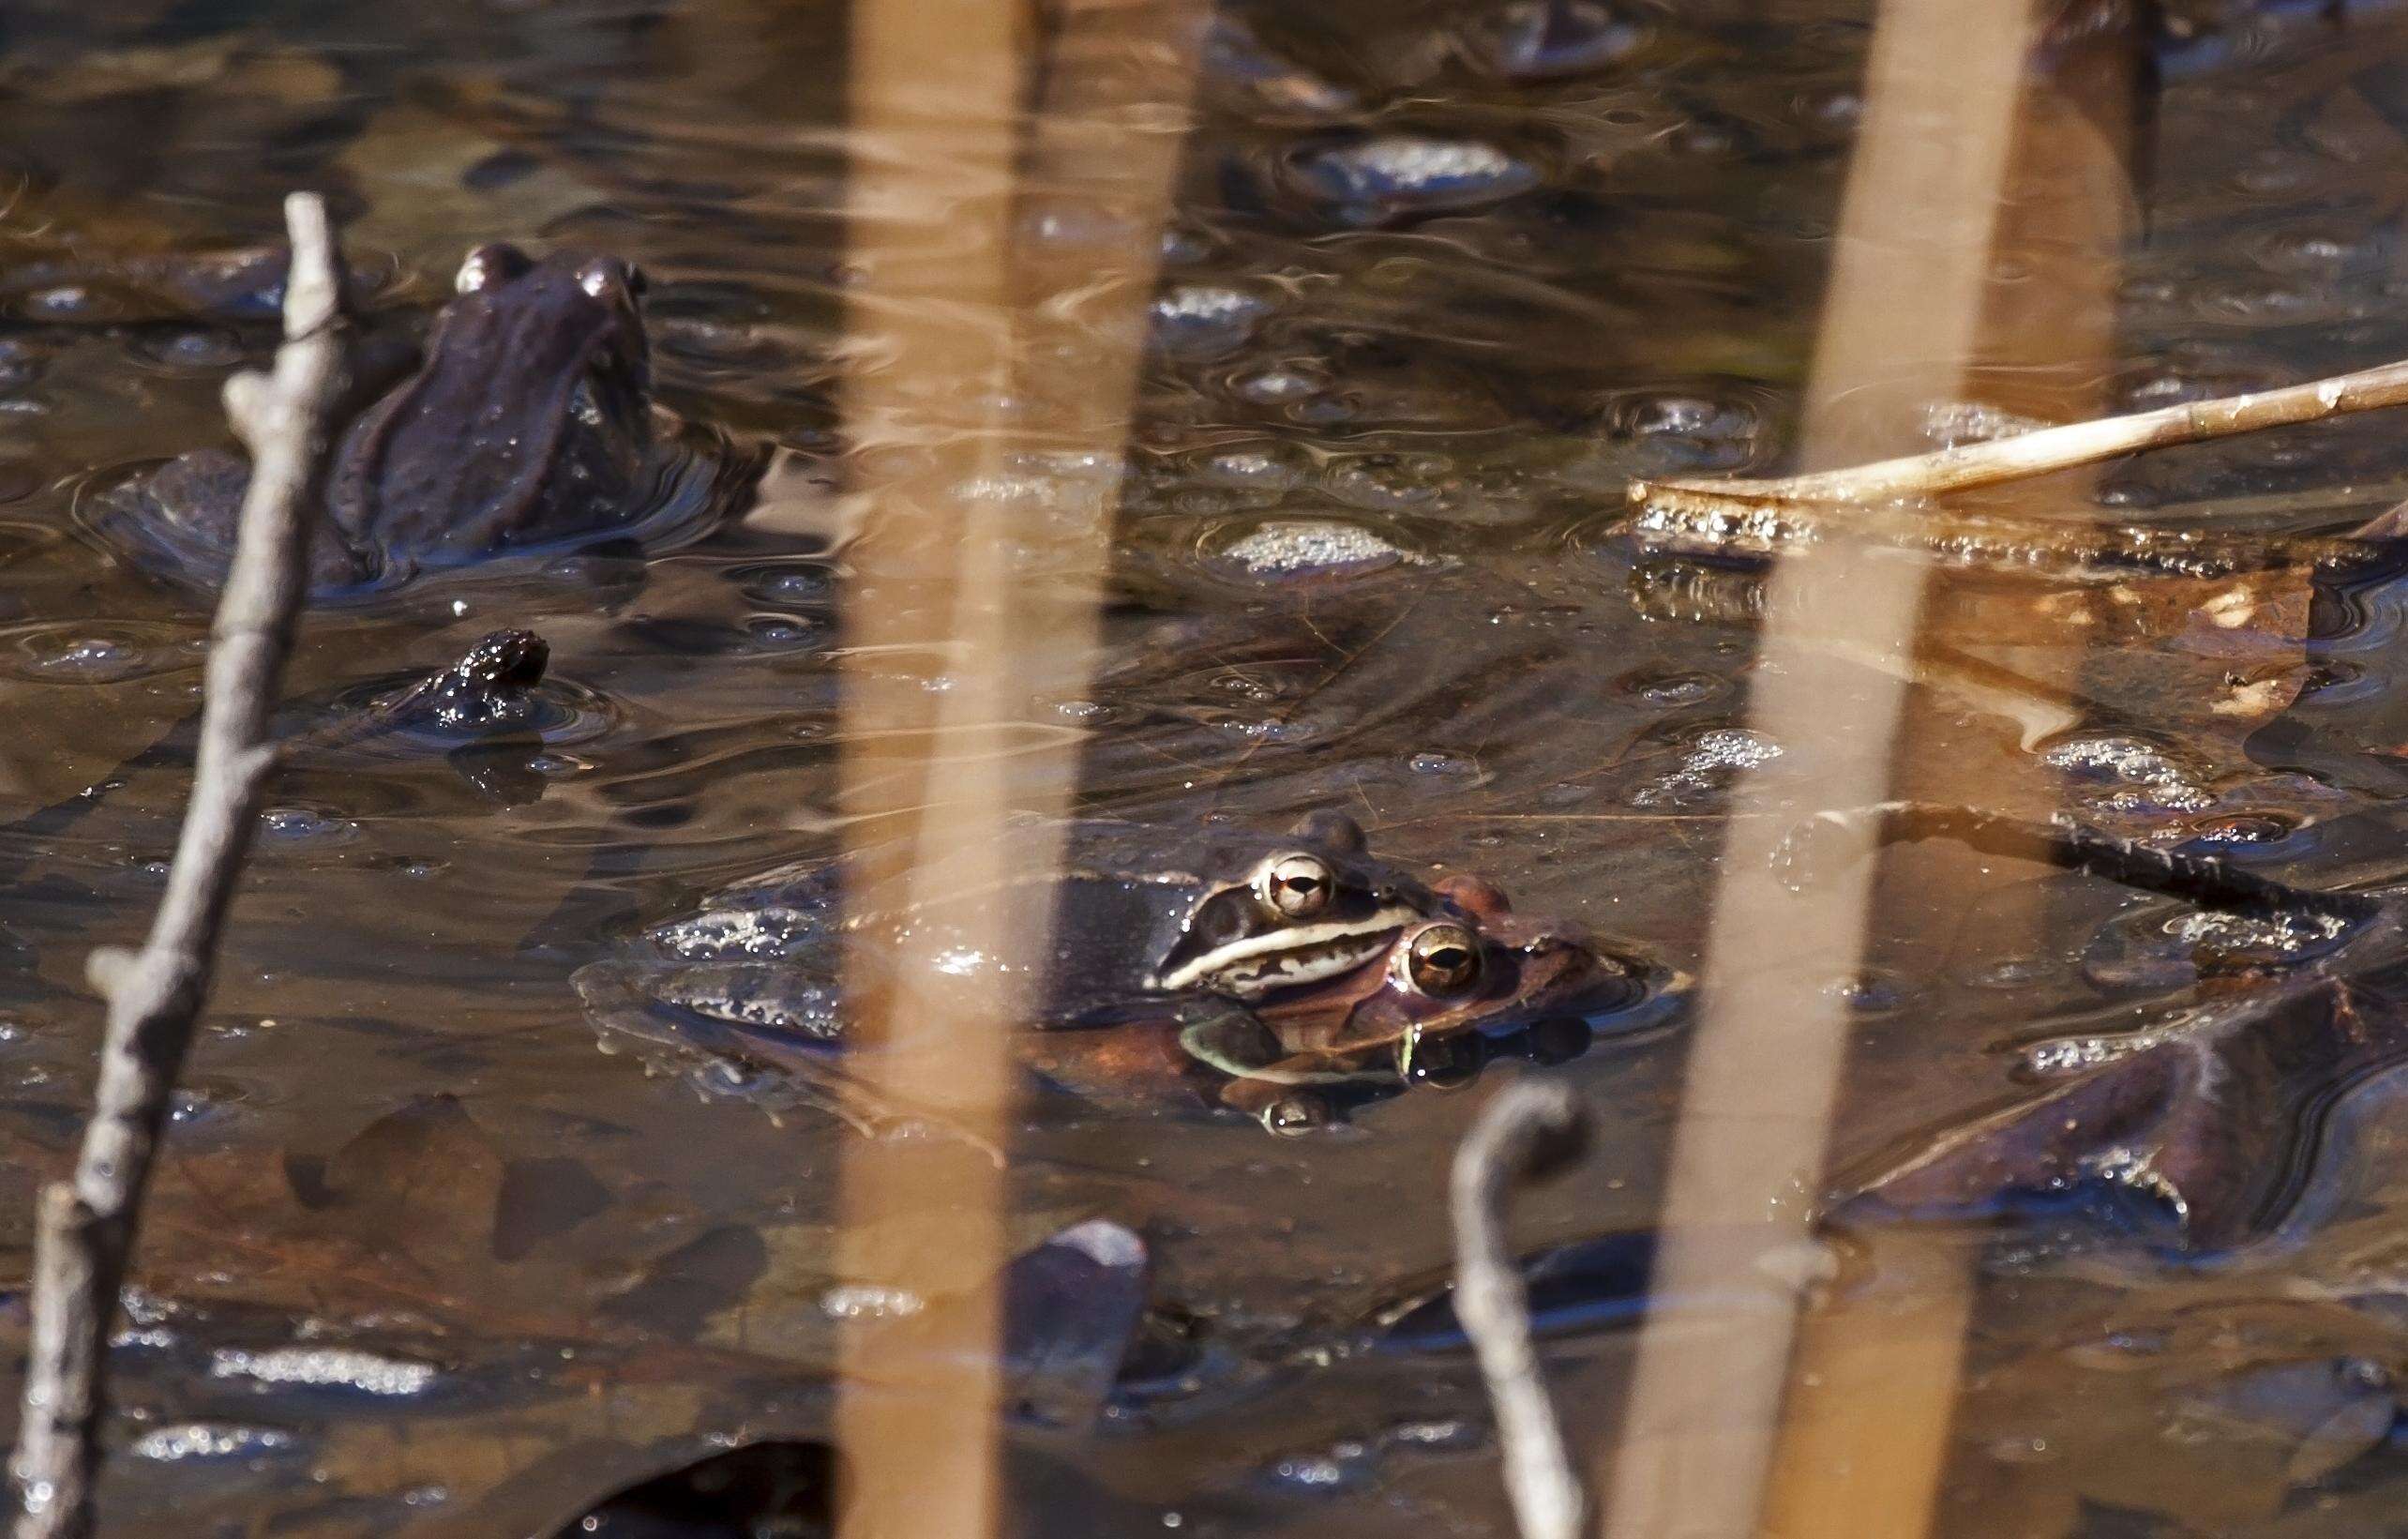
left=831, top=1, right=1205, bottom=1533
left=1601, top=1, right=2039, bottom=1532
left=9, top=192, right=346, bottom=1539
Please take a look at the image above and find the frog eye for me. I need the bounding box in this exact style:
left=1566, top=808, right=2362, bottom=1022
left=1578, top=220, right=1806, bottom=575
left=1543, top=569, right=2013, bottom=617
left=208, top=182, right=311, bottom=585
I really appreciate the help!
left=1258, top=852, right=1334, bottom=919
left=1395, top=921, right=1482, bottom=996
left=456, top=243, right=533, bottom=294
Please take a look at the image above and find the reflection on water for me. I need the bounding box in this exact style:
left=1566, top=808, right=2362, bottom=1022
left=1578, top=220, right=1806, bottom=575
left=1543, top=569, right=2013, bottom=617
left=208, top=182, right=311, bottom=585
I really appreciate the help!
left=6, top=0, right=2408, bottom=1532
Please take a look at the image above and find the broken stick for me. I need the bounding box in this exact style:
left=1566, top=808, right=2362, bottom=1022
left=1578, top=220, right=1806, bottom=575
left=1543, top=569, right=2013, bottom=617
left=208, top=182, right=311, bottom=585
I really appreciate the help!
left=9, top=192, right=348, bottom=1539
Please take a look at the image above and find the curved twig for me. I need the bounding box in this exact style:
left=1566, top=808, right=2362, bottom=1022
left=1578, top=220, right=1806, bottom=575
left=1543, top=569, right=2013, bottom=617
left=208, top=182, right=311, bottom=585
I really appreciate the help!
left=9, top=193, right=349, bottom=1539
left=1774, top=800, right=2381, bottom=928
left=1450, top=1079, right=1591, bottom=1539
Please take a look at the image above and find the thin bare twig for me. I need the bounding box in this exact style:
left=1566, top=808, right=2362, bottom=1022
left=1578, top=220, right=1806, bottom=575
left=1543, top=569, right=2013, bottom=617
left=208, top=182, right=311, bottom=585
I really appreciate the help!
left=1631, top=353, right=2408, bottom=521
left=1449, top=1079, right=1589, bottom=1539
left=9, top=193, right=348, bottom=1539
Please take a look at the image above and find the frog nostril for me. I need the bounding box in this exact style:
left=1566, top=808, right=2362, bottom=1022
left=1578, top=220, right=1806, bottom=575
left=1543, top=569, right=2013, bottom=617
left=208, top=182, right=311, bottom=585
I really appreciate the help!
left=579, top=258, right=640, bottom=301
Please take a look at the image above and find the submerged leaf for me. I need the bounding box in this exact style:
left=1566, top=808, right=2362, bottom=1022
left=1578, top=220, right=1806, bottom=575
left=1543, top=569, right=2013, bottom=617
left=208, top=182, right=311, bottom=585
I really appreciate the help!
left=319, top=1094, right=506, bottom=1269
left=1837, top=897, right=2408, bottom=1250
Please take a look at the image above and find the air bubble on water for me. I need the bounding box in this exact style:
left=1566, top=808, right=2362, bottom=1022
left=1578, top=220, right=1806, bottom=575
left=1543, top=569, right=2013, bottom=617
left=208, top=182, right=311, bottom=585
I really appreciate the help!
left=744, top=615, right=825, bottom=652
left=820, top=1282, right=925, bottom=1320
left=955, top=453, right=1121, bottom=524
left=1826, top=971, right=1906, bottom=1015
left=25, top=287, right=94, bottom=319
left=1017, top=195, right=1137, bottom=252
left=259, top=807, right=358, bottom=843
left=1260, top=1453, right=1354, bottom=1492
left=1986, top=1435, right=2060, bottom=1467
left=1229, top=717, right=1318, bottom=745
left=745, top=566, right=833, bottom=606
left=1382, top=1417, right=1482, bottom=1453
left=9, top=626, right=198, bottom=685
left=1212, top=519, right=1422, bottom=581
left=131, top=1423, right=297, bottom=1462
left=1325, top=455, right=1451, bottom=512
left=1601, top=386, right=1769, bottom=474
left=1290, top=134, right=1538, bottom=215
left=1195, top=447, right=1301, bottom=489
left=2042, top=734, right=2214, bottom=817
left=1691, top=729, right=1779, bottom=767
left=2162, top=906, right=2351, bottom=956
left=1230, top=363, right=1327, bottom=403
left=2254, top=227, right=2356, bottom=273
left=168, top=1084, right=232, bottom=1124
left=660, top=906, right=813, bottom=961
left=1921, top=400, right=2047, bottom=448
left=1616, top=667, right=1723, bottom=707
left=2186, top=811, right=2295, bottom=846
left=1631, top=726, right=1783, bottom=807
left=1151, top=284, right=1273, bottom=356
left=209, top=1346, right=438, bottom=1396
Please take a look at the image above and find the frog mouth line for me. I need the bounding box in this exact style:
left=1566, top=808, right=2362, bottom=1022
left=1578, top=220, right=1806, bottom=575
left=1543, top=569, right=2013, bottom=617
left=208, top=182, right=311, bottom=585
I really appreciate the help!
left=1151, top=903, right=1424, bottom=995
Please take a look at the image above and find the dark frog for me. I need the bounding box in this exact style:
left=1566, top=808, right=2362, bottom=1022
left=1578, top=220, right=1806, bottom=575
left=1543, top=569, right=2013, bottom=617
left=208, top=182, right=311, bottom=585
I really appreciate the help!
left=575, top=812, right=1681, bottom=1134
left=90, top=243, right=758, bottom=594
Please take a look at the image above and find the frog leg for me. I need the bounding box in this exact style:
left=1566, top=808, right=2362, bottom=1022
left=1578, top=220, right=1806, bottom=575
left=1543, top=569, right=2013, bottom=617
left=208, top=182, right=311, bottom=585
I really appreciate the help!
left=574, top=958, right=1003, bottom=1158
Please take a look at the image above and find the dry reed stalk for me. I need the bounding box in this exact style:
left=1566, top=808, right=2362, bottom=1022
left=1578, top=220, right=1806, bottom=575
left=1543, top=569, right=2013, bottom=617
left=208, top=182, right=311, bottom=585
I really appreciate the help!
left=830, top=0, right=1202, bottom=1532
left=832, top=0, right=1027, bottom=1529
left=1599, top=2, right=2041, bottom=1534
left=1755, top=14, right=2141, bottom=1530
left=9, top=193, right=346, bottom=1539
left=1754, top=1231, right=1979, bottom=1537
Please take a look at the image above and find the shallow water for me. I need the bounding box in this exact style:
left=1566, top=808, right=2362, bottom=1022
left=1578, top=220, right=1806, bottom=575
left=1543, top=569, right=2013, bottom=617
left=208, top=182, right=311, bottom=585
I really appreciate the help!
left=10, top=0, right=2408, bottom=1533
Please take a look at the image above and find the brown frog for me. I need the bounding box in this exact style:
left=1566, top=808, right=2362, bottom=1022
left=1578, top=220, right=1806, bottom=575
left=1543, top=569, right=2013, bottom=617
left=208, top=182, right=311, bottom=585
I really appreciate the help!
left=575, top=813, right=1680, bottom=1134
left=91, top=242, right=753, bottom=594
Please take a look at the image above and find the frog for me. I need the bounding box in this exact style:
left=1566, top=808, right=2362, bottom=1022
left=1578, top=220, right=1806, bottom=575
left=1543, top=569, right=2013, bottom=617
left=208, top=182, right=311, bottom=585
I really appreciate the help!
left=302, top=627, right=554, bottom=748
left=88, top=242, right=757, bottom=595
left=0, top=626, right=570, bottom=900
left=574, top=811, right=1679, bottom=1134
